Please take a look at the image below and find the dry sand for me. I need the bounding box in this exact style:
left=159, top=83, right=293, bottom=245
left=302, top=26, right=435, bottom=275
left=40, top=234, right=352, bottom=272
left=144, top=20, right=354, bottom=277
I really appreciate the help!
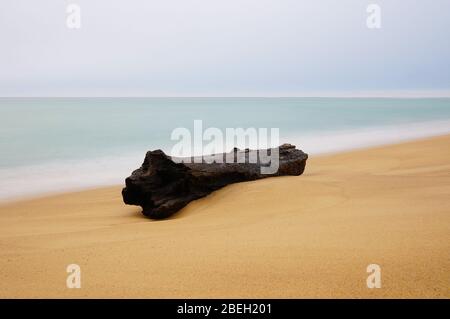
left=0, top=135, right=449, bottom=298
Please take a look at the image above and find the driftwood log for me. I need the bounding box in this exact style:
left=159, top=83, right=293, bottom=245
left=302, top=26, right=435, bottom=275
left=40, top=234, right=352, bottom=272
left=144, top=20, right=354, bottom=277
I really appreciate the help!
left=122, top=144, right=308, bottom=219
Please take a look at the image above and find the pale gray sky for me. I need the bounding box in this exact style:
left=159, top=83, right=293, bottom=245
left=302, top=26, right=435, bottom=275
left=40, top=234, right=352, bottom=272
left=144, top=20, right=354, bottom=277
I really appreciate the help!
left=1, top=0, right=449, bottom=96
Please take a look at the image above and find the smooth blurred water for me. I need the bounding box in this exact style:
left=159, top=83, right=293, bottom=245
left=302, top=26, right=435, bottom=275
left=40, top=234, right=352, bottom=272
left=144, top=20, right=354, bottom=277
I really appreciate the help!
left=1, top=97, right=450, bottom=199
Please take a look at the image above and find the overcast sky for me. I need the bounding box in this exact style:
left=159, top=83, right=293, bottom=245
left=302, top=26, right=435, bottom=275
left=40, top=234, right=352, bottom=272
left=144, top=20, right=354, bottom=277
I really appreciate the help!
left=1, top=0, right=449, bottom=96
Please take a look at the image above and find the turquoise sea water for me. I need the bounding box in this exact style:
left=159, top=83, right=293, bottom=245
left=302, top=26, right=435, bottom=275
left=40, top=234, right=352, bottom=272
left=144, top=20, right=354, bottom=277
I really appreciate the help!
left=1, top=97, right=450, bottom=199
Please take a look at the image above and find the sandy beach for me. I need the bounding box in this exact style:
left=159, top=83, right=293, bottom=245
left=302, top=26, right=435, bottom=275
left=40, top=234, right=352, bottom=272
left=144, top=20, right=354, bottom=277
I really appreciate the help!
left=0, top=135, right=449, bottom=298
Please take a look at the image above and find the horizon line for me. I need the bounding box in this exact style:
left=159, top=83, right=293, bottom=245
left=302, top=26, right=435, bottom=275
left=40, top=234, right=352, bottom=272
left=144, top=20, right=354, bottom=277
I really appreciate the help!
left=2, top=90, right=450, bottom=99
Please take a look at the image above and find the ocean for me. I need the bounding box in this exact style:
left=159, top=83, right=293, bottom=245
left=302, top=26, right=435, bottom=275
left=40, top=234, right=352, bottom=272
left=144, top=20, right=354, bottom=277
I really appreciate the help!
left=1, top=97, right=450, bottom=200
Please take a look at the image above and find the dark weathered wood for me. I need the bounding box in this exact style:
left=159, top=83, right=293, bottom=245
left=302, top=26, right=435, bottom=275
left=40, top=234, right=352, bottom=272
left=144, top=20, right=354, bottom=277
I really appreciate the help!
left=122, top=144, right=308, bottom=219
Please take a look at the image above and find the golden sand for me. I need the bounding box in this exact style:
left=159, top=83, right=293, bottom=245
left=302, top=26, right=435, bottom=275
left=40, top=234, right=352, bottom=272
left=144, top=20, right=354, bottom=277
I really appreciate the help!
left=0, top=135, right=449, bottom=298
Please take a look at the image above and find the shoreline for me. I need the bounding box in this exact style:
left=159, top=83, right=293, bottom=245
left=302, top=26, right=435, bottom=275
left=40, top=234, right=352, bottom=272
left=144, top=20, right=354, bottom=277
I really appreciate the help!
left=3, top=133, right=448, bottom=206
left=2, top=119, right=450, bottom=203
left=0, top=135, right=449, bottom=298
